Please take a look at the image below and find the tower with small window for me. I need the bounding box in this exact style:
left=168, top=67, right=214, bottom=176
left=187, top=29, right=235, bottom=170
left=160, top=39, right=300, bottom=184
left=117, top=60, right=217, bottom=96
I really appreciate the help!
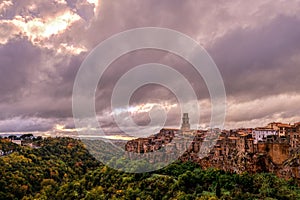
left=181, top=113, right=190, bottom=131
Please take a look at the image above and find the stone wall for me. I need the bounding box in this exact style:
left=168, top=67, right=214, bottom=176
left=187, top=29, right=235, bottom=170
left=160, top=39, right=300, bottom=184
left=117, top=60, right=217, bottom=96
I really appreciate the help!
left=125, top=128, right=300, bottom=180
left=257, top=142, right=289, bottom=165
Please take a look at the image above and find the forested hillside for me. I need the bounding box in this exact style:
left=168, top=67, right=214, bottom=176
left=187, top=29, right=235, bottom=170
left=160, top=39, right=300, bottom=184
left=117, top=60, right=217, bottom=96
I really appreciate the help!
left=1, top=137, right=300, bottom=200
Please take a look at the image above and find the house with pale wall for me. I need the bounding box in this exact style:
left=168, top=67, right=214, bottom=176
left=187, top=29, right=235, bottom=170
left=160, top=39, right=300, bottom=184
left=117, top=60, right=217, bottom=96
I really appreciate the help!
left=252, top=127, right=277, bottom=144
left=267, top=122, right=291, bottom=137
left=287, top=122, right=300, bottom=149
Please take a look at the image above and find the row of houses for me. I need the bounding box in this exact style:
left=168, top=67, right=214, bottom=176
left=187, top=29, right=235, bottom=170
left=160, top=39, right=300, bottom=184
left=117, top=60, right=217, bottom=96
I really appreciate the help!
left=125, top=121, right=300, bottom=166
left=252, top=122, right=300, bottom=145
left=125, top=129, right=178, bottom=153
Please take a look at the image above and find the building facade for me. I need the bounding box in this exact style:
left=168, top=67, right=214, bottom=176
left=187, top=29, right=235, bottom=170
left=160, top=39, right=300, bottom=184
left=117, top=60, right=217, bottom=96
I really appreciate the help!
left=252, top=128, right=277, bottom=144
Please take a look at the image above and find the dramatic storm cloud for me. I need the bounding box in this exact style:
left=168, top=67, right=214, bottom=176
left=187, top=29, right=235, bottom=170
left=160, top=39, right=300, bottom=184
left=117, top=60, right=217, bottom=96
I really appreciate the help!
left=0, top=0, right=300, bottom=136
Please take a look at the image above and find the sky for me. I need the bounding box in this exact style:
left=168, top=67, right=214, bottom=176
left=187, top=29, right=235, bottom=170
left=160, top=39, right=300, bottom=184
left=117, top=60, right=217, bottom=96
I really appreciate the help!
left=1, top=0, right=300, bottom=138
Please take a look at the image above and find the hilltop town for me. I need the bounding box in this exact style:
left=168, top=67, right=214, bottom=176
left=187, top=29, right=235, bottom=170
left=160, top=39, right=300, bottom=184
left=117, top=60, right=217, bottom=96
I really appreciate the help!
left=125, top=113, right=300, bottom=180
left=3, top=113, right=300, bottom=180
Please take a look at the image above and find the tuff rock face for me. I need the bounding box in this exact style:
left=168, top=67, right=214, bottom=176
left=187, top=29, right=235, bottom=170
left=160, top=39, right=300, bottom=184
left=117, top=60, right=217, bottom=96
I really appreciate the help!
left=125, top=128, right=300, bottom=181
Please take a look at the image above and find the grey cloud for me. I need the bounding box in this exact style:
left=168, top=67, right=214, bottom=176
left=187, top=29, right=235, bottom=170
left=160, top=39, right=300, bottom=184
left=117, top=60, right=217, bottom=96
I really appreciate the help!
left=0, top=37, right=85, bottom=120
left=0, top=116, right=54, bottom=132
left=209, top=15, right=300, bottom=101
left=1, top=0, right=66, bottom=20
left=0, top=38, right=42, bottom=102
left=1, top=0, right=300, bottom=133
left=226, top=94, right=300, bottom=123
left=66, top=0, right=95, bottom=21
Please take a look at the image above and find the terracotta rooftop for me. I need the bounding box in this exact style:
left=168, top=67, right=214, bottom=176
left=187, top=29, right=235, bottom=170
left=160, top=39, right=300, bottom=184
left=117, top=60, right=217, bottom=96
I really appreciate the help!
left=255, top=127, right=275, bottom=131
left=268, top=122, right=282, bottom=125
left=277, top=124, right=291, bottom=128
left=162, top=128, right=179, bottom=131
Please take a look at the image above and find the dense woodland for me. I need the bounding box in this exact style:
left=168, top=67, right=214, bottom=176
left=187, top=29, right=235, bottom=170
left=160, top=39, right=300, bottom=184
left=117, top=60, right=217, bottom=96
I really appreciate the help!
left=1, top=137, right=300, bottom=200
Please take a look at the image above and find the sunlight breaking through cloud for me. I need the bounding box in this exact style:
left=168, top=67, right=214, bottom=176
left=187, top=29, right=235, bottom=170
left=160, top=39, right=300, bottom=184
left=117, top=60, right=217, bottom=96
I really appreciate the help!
left=2, top=10, right=80, bottom=42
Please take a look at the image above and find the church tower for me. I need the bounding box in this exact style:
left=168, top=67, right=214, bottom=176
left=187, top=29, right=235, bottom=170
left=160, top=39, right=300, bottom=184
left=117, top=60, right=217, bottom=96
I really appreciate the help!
left=181, top=113, right=190, bottom=131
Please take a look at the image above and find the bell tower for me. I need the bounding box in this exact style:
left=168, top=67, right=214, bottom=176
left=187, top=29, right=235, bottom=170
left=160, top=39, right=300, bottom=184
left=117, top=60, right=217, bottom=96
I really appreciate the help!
left=181, top=113, right=190, bottom=131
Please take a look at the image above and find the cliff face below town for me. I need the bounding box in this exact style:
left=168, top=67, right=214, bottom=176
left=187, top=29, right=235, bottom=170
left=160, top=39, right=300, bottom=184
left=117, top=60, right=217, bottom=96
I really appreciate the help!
left=125, top=129, right=300, bottom=181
